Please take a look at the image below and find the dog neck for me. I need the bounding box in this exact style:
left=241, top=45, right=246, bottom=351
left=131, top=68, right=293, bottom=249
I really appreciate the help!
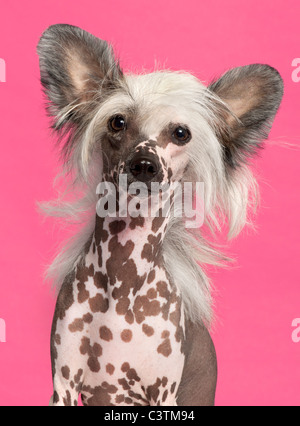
left=92, top=169, right=173, bottom=276
left=94, top=207, right=169, bottom=276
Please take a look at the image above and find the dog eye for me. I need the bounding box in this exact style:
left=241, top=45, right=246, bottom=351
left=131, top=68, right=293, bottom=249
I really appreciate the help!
left=109, top=115, right=126, bottom=132
left=172, top=126, right=191, bottom=144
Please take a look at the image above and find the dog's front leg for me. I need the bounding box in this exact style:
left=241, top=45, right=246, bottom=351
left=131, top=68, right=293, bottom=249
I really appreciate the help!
left=49, top=374, right=81, bottom=406
left=49, top=276, right=87, bottom=406
left=50, top=323, right=85, bottom=406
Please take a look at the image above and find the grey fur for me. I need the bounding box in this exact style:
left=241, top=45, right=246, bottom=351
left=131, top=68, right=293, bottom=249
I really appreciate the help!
left=209, top=64, right=284, bottom=168
left=37, top=24, right=124, bottom=165
left=37, top=24, right=123, bottom=128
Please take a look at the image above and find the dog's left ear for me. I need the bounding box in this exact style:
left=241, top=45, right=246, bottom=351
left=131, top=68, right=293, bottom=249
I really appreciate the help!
left=209, top=64, right=284, bottom=168
left=37, top=24, right=123, bottom=129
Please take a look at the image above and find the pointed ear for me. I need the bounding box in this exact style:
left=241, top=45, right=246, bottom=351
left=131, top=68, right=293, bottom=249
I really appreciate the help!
left=209, top=64, right=284, bottom=168
left=37, top=24, right=123, bottom=129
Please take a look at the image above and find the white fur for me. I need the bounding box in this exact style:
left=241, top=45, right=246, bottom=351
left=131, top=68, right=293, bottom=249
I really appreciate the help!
left=41, top=70, right=258, bottom=325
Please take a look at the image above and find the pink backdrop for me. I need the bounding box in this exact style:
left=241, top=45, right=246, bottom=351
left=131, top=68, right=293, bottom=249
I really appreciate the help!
left=0, top=0, right=299, bottom=406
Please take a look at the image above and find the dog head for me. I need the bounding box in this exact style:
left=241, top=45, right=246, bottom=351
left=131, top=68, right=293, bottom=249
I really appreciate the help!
left=37, top=24, right=283, bottom=233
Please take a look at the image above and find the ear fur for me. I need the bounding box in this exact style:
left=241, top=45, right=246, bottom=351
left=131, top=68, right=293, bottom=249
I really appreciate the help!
left=37, top=24, right=123, bottom=129
left=209, top=64, right=284, bottom=168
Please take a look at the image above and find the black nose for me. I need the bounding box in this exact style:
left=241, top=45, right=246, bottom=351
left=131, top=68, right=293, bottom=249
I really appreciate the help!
left=129, top=156, right=159, bottom=182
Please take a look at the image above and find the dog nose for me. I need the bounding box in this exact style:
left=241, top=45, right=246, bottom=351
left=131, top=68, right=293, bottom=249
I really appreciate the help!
left=129, top=155, right=159, bottom=182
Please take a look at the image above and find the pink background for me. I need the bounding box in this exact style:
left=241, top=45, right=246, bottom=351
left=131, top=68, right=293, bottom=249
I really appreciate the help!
left=0, top=0, right=299, bottom=406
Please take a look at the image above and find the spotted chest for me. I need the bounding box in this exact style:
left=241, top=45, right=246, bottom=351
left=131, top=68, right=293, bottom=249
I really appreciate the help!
left=51, top=216, right=186, bottom=406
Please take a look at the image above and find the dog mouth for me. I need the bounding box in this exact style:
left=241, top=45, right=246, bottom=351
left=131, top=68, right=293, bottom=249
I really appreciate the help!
left=98, top=158, right=172, bottom=219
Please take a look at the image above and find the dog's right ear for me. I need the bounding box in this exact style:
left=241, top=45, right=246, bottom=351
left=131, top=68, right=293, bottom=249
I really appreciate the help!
left=37, top=24, right=123, bottom=129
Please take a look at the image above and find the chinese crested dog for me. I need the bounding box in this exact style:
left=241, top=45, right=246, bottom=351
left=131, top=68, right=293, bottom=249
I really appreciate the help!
left=37, top=24, right=283, bottom=406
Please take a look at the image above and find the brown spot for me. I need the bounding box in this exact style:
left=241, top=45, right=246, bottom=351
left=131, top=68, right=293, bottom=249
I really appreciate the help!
left=116, top=297, right=130, bottom=315
left=95, top=217, right=109, bottom=246
left=133, top=295, right=161, bottom=324
left=80, top=337, right=102, bottom=373
left=161, top=330, right=170, bottom=339
left=146, top=378, right=162, bottom=403
left=162, top=389, right=168, bottom=402
left=83, top=313, right=93, bottom=323
left=118, top=378, right=130, bottom=391
left=94, top=271, right=108, bottom=292
left=68, top=318, right=84, bottom=333
left=102, top=381, right=118, bottom=394
left=89, top=293, right=109, bottom=313
left=162, top=376, right=168, bottom=387
left=169, top=296, right=184, bottom=345
left=169, top=297, right=181, bottom=326
left=156, top=281, right=170, bottom=299
left=53, top=391, right=59, bottom=404
left=125, top=310, right=134, bottom=324
left=50, top=274, right=75, bottom=377
left=148, top=233, right=162, bottom=245
left=141, top=233, right=162, bottom=266
left=115, top=394, right=125, bottom=403
left=74, top=369, right=83, bottom=385
left=175, top=324, right=184, bottom=346
left=128, top=390, right=148, bottom=404
left=144, top=140, right=157, bottom=149
left=147, top=269, right=156, bottom=284
left=121, top=329, right=132, bottom=342
left=170, top=381, right=177, bottom=394
left=116, top=259, right=146, bottom=298
left=141, top=243, right=153, bottom=262
left=62, top=390, right=72, bottom=406
left=106, top=363, right=115, bottom=375
left=77, top=282, right=90, bottom=304
left=106, top=236, right=135, bottom=286
left=55, top=271, right=75, bottom=321
left=54, top=334, right=61, bottom=345
left=142, top=323, right=155, bottom=337
left=157, top=338, right=172, bottom=357
left=109, top=220, right=127, bottom=235
left=156, top=281, right=175, bottom=321
left=147, top=288, right=157, bottom=299
left=76, top=261, right=94, bottom=302
left=127, top=368, right=141, bottom=382
left=121, top=362, right=130, bottom=372
left=151, top=213, right=165, bottom=233
left=99, top=326, right=113, bottom=341
left=81, top=383, right=117, bottom=406
left=97, top=244, right=103, bottom=268
left=129, top=216, right=145, bottom=230
left=61, top=366, right=70, bottom=380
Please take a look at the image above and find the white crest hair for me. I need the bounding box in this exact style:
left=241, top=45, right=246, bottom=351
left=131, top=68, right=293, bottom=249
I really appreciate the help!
left=41, top=70, right=259, bottom=326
